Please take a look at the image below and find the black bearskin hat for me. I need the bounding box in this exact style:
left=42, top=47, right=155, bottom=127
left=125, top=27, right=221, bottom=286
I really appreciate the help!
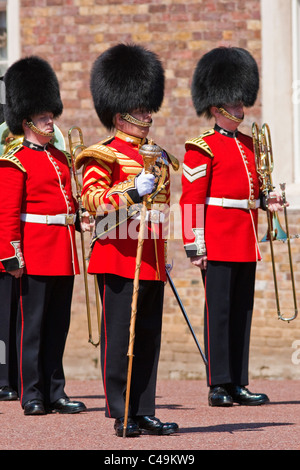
left=4, top=56, right=63, bottom=135
left=90, top=43, right=165, bottom=130
left=191, top=47, right=259, bottom=119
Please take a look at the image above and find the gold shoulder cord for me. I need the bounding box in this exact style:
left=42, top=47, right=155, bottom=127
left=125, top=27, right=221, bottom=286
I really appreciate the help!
left=0, top=144, right=26, bottom=172
left=60, top=150, right=72, bottom=168
left=185, top=129, right=215, bottom=157
left=75, top=143, right=117, bottom=169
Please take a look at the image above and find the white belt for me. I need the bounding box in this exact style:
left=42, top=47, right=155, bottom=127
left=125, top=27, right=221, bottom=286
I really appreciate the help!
left=20, top=213, right=76, bottom=225
left=132, top=209, right=165, bottom=224
left=206, top=197, right=260, bottom=210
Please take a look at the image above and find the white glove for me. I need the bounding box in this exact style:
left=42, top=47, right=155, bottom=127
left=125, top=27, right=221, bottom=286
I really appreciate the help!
left=80, top=211, right=95, bottom=232
left=136, top=169, right=155, bottom=197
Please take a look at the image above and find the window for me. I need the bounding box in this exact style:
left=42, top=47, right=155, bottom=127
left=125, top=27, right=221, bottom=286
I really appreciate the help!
left=0, top=1, right=7, bottom=76
left=292, top=0, right=300, bottom=183
left=0, top=1, right=20, bottom=108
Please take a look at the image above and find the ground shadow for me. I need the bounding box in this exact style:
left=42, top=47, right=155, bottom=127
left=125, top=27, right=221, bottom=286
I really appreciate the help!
left=179, top=421, right=293, bottom=434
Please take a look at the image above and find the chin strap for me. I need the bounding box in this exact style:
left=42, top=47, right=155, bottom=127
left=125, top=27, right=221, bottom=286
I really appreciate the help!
left=121, top=113, right=152, bottom=128
left=218, top=107, right=244, bottom=123
left=26, top=121, right=55, bottom=137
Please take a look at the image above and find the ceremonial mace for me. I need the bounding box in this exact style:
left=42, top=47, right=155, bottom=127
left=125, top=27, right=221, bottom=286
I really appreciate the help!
left=123, top=140, right=161, bottom=438
left=165, top=268, right=207, bottom=366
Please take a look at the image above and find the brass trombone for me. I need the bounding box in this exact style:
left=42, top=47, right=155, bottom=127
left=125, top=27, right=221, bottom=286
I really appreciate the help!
left=252, top=122, right=298, bottom=322
left=68, top=126, right=101, bottom=346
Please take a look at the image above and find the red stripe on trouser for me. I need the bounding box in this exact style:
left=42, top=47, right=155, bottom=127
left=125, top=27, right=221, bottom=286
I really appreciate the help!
left=19, top=278, right=24, bottom=406
left=204, top=275, right=212, bottom=386
left=102, top=275, right=111, bottom=417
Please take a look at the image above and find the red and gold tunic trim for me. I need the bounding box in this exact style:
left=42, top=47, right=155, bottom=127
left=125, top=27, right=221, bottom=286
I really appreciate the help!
left=77, top=131, right=175, bottom=281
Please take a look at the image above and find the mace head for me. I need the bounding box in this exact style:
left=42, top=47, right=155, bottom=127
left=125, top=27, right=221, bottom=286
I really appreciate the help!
left=139, top=140, right=162, bottom=173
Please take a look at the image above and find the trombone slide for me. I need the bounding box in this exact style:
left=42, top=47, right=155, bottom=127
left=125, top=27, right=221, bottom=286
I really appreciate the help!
left=68, top=126, right=102, bottom=345
left=252, top=122, right=298, bottom=322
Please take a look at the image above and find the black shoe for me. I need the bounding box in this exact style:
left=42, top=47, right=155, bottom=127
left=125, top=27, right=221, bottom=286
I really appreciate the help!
left=208, top=386, right=234, bottom=407
left=0, top=386, right=18, bottom=401
left=114, top=417, right=141, bottom=437
left=225, top=384, right=269, bottom=406
left=24, top=399, right=46, bottom=416
left=135, top=416, right=179, bottom=435
left=49, top=397, right=87, bottom=414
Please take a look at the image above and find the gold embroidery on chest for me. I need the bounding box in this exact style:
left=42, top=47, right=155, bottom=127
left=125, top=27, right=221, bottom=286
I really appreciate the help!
left=115, top=152, right=142, bottom=175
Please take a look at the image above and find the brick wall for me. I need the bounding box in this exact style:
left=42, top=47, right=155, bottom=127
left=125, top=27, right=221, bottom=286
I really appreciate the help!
left=20, top=0, right=262, bottom=157
left=19, top=1, right=300, bottom=380
left=64, top=207, right=300, bottom=382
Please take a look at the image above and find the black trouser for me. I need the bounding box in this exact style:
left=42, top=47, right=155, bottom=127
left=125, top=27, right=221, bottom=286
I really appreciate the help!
left=0, top=273, right=18, bottom=390
left=203, top=261, right=256, bottom=387
left=16, top=274, right=74, bottom=407
left=97, top=273, right=164, bottom=419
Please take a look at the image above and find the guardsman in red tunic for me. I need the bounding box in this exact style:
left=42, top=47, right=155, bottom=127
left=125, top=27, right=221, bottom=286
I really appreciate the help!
left=0, top=129, right=20, bottom=402
left=0, top=56, right=87, bottom=415
left=180, top=47, right=284, bottom=407
left=0, top=262, right=18, bottom=401
left=76, top=44, right=179, bottom=437
left=0, top=91, right=19, bottom=402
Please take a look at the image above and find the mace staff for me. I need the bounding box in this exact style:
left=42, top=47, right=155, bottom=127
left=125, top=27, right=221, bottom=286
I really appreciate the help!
left=123, top=141, right=161, bottom=438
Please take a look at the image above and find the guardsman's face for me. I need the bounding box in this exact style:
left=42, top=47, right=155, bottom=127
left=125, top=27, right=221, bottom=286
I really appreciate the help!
left=116, top=109, right=152, bottom=139
left=211, top=102, right=244, bottom=131
left=23, top=111, right=55, bottom=145
left=130, top=109, right=152, bottom=127
left=31, top=112, right=54, bottom=134
left=223, top=102, right=244, bottom=121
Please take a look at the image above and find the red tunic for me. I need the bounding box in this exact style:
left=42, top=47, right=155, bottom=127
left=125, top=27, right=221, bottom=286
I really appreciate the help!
left=180, top=128, right=262, bottom=262
left=78, top=131, right=172, bottom=282
left=0, top=143, right=79, bottom=275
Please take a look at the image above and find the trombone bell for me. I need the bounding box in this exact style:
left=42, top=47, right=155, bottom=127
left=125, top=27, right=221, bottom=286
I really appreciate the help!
left=68, top=126, right=85, bottom=158
left=260, top=213, right=287, bottom=242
